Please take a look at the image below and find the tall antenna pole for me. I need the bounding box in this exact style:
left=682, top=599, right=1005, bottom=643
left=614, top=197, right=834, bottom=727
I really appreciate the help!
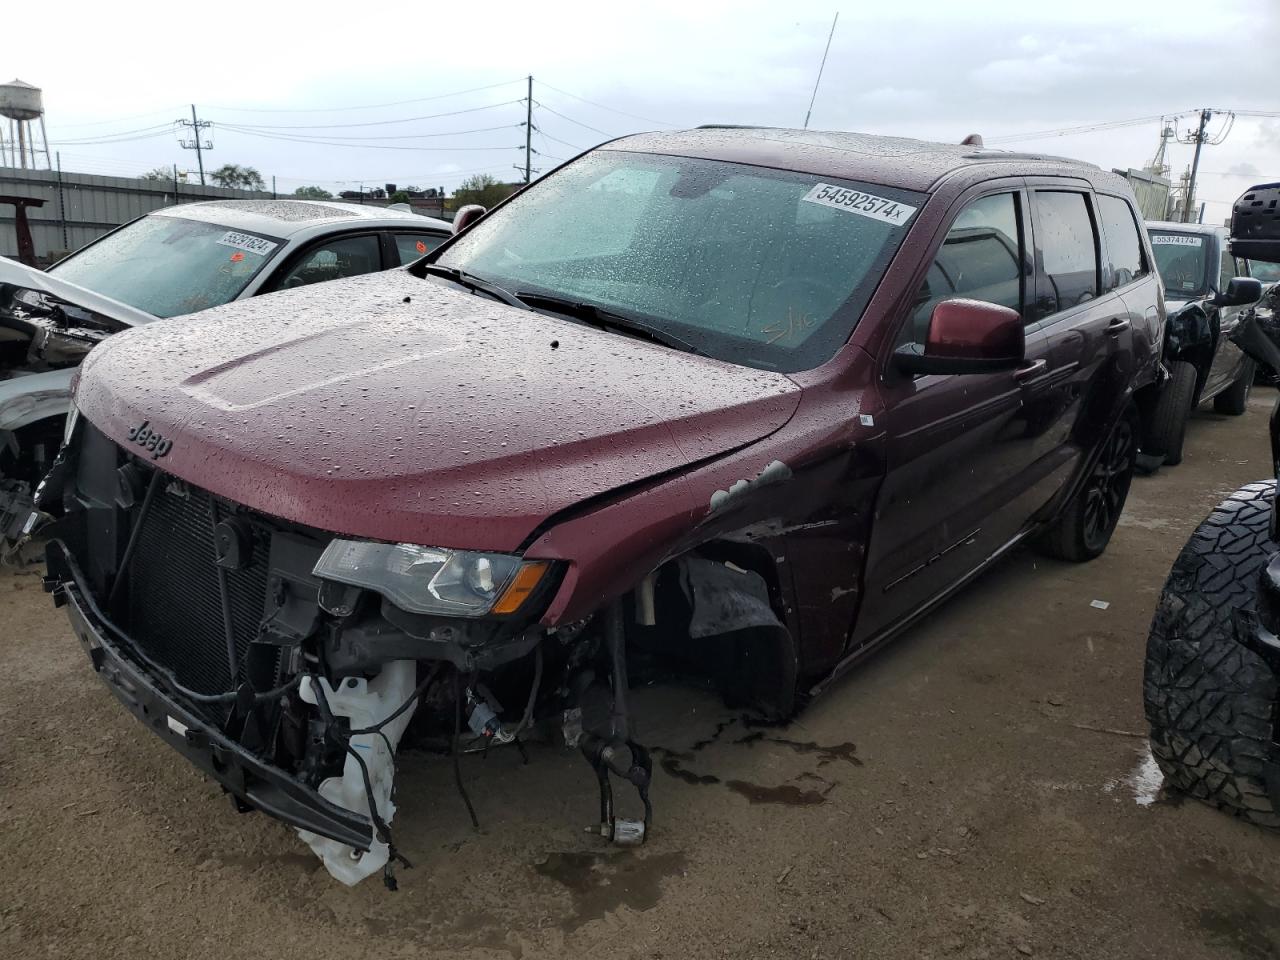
left=525, top=75, right=533, bottom=185
left=803, top=12, right=839, bottom=130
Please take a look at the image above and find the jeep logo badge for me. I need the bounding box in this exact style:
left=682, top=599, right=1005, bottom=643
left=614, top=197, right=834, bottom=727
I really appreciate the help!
left=126, top=420, right=173, bottom=459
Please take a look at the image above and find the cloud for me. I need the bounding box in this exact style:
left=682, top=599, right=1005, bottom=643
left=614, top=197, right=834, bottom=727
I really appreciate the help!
left=1227, top=161, right=1261, bottom=177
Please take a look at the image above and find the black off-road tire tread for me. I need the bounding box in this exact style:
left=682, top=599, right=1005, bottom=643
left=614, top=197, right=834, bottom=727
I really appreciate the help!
left=1037, top=406, right=1137, bottom=563
left=1149, top=360, right=1198, bottom=466
left=1143, top=480, right=1280, bottom=828
left=1213, top=358, right=1256, bottom=416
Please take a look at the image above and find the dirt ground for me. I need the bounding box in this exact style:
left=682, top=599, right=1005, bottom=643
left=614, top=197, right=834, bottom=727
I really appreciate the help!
left=3, top=397, right=1280, bottom=960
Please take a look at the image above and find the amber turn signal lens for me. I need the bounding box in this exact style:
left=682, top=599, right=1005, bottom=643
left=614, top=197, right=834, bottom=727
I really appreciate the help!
left=492, top=561, right=550, bottom=615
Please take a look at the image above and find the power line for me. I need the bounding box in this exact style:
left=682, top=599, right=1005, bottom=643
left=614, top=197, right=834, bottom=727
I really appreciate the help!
left=985, top=111, right=1194, bottom=145
left=223, top=100, right=522, bottom=131
left=48, top=123, right=175, bottom=144
left=217, top=122, right=522, bottom=143
left=205, top=78, right=525, bottom=114
left=54, top=108, right=185, bottom=129
left=534, top=80, right=674, bottom=127
left=218, top=126, right=520, bottom=152
left=532, top=100, right=611, bottom=136
left=534, top=128, right=585, bottom=151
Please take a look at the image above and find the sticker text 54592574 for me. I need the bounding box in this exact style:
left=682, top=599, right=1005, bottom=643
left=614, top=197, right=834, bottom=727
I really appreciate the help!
left=801, top=183, right=918, bottom=226
left=216, top=231, right=279, bottom=257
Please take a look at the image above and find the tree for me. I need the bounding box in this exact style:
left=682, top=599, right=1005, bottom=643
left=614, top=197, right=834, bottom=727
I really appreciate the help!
left=210, top=164, right=266, bottom=191
left=452, top=174, right=516, bottom=210
left=293, top=185, right=334, bottom=200
left=141, top=166, right=173, bottom=181
left=390, top=190, right=411, bottom=204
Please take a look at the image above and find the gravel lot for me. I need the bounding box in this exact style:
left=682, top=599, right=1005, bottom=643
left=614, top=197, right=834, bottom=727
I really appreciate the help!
left=4, top=396, right=1280, bottom=960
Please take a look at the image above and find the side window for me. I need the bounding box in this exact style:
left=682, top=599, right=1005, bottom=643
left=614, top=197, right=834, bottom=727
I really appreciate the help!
left=904, top=192, right=1023, bottom=345
left=1034, top=191, right=1099, bottom=317
left=394, top=232, right=447, bottom=266
left=1096, top=195, right=1147, bottom=291
left=275, top=235, right=382, bottom=290
left=1219, top=250, right=1237, bottom=292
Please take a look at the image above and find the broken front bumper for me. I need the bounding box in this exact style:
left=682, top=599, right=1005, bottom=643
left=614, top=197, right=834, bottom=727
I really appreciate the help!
left=45, top=540, right=374, bottom=850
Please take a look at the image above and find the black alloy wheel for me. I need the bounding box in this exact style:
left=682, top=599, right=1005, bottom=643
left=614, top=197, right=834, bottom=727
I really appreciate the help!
left=1082, top=414, right=1136, bottom=553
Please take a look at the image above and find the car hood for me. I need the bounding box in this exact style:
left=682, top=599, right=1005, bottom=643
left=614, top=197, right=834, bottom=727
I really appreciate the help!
left=0, top=256, right=156, bottom=328
left=74, top=271, right=802, bottom=551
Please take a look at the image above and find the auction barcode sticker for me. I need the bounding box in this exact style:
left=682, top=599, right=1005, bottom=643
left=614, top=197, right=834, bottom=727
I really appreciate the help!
left=802, top=183, right=917, bottom=226
left=1150, top=234, right=1203, bottom=247
left=217, top=231, right=279, bottom=257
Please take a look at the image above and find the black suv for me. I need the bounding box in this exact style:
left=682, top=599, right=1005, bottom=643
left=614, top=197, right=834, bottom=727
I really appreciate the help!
left=1145, top=221, right=1263, bottom=465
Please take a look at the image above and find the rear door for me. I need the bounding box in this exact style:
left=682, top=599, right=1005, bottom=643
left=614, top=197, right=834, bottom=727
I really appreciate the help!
left=389, top=230, right=451, bottom=265
left=1025, top=185, right=1134, bottom=506
left=858, top=182, right=1058, bottom=642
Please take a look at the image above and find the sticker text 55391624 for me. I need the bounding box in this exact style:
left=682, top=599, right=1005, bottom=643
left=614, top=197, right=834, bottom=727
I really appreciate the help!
left=802, top=183, right=917, bottom=226
left=216, top=231, right=279, bottom=257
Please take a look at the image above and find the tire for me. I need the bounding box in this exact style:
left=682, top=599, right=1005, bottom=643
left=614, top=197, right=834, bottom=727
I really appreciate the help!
left=1038, top=404, right=1137, bottom=562
left=1147, top=360, right=1198, bottom=466
left=1213, top=358, right=1256, bottom=415
left=1143, top=480, right=1280, bottom=828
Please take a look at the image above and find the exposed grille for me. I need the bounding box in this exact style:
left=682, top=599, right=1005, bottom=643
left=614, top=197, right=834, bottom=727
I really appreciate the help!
left=125, top=479, right=270, bottom=711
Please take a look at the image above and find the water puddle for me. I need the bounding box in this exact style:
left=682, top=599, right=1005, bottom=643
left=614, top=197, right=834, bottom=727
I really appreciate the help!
left=1103, top=743, right=1164, bottom=806
left=534, top=850, right=688, bottom=932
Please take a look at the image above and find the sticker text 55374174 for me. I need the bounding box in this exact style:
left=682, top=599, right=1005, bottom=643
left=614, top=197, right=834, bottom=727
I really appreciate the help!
left=802, top=183, right=917, bottom=226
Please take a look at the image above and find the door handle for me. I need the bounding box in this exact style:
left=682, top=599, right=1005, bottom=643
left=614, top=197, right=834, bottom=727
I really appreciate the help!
left=1106, top=318, right=1131, bottom=336
left=1013, top=358, right=1048, bottom=382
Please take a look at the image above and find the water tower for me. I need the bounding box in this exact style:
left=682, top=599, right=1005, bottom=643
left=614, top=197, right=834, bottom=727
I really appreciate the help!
left=0, top=79, right=52, bottom=170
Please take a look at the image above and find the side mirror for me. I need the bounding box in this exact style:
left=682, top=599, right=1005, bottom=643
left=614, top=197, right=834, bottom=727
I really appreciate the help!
left=452, top=204, right=487, bottom=235
left=1216, top=276, right=1263, bottom=308
left=894, top=299, right=1024, bottom=376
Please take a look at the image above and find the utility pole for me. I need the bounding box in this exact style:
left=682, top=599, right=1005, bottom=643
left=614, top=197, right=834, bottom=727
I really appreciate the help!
left=176, top=104, right=211, bottom=186
left=172, top=163, right=180, bottom=204
left=272, top=175, right=277, bottom=200
left=1184, top=108, right=1210, bottom=223
left=55, top=151, right=67, bottom=250
left=525, top=75, right=533, bottom=185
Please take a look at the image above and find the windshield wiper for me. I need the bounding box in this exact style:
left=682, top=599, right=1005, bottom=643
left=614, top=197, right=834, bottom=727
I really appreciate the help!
left=420, top=264, right=527, bottom=309
left=515, top=292, right=706, bottom=356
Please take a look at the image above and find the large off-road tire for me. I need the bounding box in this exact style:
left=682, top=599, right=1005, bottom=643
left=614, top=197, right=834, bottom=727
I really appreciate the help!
left=1143, top=480, right=1280, bottom=828
left=1148, top=360, right=1199, bottom=466
left=1037, top=405, right=1137, bottom=562
left=1213, top=357, right=1256, bottom=415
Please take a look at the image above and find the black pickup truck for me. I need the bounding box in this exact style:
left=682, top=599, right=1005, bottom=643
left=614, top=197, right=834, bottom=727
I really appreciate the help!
left=1143, top=183, right=1280, bottom=825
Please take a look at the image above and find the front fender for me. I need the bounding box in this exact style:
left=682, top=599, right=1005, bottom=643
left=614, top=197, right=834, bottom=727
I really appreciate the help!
left=0, top=367, right=75, bottom=431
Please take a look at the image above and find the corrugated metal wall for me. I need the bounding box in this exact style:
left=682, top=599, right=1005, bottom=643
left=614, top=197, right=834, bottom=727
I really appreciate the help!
left=0, top=166, right=271, bottom=264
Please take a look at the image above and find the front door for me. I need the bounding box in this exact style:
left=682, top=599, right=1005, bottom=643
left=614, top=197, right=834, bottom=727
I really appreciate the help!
left=857, top=185, right=1059, bottom=644
left=1204, top=243, right=1250, bottom=397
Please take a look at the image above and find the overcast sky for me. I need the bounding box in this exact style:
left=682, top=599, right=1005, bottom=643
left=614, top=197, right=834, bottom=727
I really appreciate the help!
left=6, top=0, right=1279, bottom=222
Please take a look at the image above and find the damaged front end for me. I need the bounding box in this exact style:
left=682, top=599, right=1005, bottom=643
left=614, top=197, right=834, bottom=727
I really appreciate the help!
left=1, top=259, right=153, bottom=551
left=42, top=419, right=797, bottom=886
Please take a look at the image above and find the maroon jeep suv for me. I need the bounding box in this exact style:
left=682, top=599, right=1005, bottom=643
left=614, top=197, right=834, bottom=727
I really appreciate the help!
left=39, top=127, right=1162, bottom=885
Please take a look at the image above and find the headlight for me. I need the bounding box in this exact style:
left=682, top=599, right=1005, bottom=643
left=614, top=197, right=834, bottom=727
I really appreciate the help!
left=312, top=539, right=550, bottom=617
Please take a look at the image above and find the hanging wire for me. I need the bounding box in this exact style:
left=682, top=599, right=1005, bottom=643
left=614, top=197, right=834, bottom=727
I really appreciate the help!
left=222, top=101, right=522, bottom=131
left=206, top=78, right=526, bottom=114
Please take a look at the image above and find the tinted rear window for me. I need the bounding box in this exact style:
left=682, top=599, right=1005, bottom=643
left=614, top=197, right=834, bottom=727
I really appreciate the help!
left=1096, top=195, right=1146, bottom=290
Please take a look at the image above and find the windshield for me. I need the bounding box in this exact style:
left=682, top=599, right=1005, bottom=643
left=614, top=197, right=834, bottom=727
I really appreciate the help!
left=1150, top=230, right=1209, bottom=298
left=50, top=214, right=283, bottom=318
left=432, top=151, right=923, bottom=371
left=1250, top=260, right=1280, bottom=284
